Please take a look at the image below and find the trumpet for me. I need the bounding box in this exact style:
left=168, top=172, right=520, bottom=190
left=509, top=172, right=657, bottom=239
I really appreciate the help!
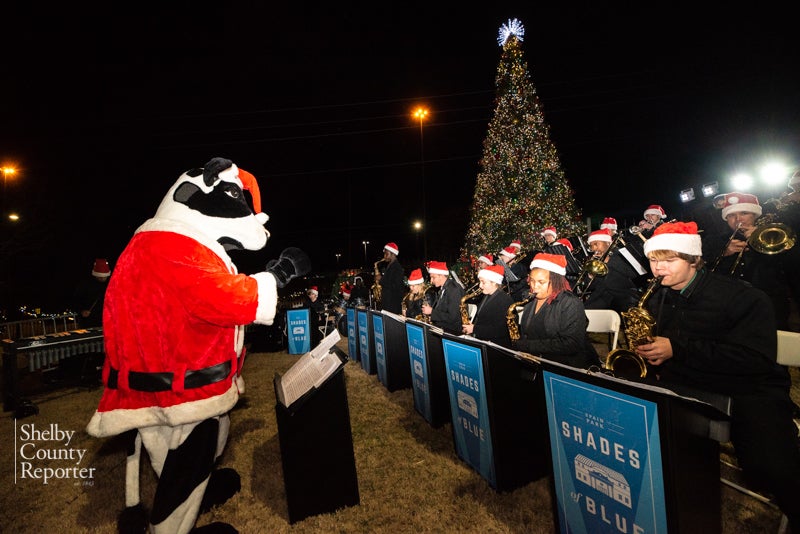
left=712, top=215, right=796, bottom=275
left=574, top=233, right=626, bottom=297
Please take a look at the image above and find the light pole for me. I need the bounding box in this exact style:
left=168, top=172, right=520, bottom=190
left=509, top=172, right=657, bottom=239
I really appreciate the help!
left=412, top=106, right=429, bottom=259
left=413, top=220, right=422, bottom=260
left=362, top=241, right=369, bottom=265
left=2, top=166, right=17, bottom=216
left=335, top=253, right=341, bottom=266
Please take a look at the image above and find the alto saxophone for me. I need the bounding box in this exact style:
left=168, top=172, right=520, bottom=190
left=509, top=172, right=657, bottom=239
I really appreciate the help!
left=605, top=276, right=663, bottom=379
left=460, top=284, right=483, bottom=325
left=414, top=283, right=433, bottom=323
left=507, top=294, right=535, bottom=341
left=371, top=259, right=385, bottom=305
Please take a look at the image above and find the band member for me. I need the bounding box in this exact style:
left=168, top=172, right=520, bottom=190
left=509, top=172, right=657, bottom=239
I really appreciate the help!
left=421, top=260, right=464, bottom=335
left=509, top=239, right=522, bottom=253
left=496, top=246, right=528, bottom=301
left=639, top=204, right=667, bottom=238
left=637, top=221, right=800, bottom=530
left=302, top=286, right=325, bottom=345
left=462, top=264, right=513, bottom=348
left=512, top=253, right=598, bottom=368
left=579, top=229, right=639, bottom=314
left=540, top=226, right=581, bottom=285
left=378, top=242, right=405, bottom=314
left=702, top=192, right=792, bottom=329
left=478, top=253, right=494, bottom=267
left=600, top=217, right=618, bottom=236
left=403, top=268, right=433, bottom=319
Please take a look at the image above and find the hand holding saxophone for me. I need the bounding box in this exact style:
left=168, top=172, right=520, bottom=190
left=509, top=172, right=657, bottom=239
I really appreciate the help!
left=634, top=336, right=673, bottom=367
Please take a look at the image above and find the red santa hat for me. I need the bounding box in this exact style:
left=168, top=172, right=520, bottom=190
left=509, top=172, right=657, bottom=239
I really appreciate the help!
left=237, top=168, right=263, bottom=215
left=555, top=238, right=574, bottom=252
left=643, top=221, right=703, bottom=257
left=643, top=205, right=666, bottom=219
left=587, top=229, right=612, bottom=243
left=408, top=268, right=424, bottom=285
left=499, top=246, right=517, bottom=259
left=384, top=242, right=399, bottom=256
left=478, top=253, right=494, bottom=266
left=540, top=226, right=557, bottom=238
left=341, top=284, right=352, bottom=297
left=509, top=239, right=522, bottom=251
left=719, top=192, right=762, bottom=220
left=427, top=261, right=449, bottom=276
left=308, top=286, right=318, bottom=296
left=478, top=264, right=505, bottom=285
left=92, top=258, right=111, bottom=278
left=529, top=253, right=567, bottom=276
left=600, top=217, right=618, bottom=231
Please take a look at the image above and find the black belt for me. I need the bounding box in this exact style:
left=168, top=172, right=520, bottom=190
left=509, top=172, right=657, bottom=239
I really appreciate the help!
left=107, top=361, right=231, bottom=392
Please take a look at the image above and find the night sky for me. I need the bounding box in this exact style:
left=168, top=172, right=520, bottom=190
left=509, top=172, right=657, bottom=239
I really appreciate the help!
left=2, top=4, right=798, bottom=311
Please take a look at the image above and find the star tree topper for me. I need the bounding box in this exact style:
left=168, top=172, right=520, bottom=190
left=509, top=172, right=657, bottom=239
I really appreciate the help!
left=498, top=18, right=525, bottom=46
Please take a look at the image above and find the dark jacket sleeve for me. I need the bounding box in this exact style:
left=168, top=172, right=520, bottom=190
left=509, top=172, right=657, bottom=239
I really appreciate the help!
left=431, top=280, right=465, bottom=334
left=515, top=293, right=589, bottom=358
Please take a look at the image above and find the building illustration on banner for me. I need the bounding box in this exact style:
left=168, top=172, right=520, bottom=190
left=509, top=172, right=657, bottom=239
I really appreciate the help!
left=457, top=390, right=478, bottom=418
left=574, top=454, right=633, bottom=508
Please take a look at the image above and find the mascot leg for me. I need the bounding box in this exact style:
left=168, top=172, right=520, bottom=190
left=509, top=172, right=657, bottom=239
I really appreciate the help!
left=138, top=417, right=237, bottom=534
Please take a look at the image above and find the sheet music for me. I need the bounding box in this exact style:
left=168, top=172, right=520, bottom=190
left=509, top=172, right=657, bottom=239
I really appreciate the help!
left=276, top=330, right=342, bottom=407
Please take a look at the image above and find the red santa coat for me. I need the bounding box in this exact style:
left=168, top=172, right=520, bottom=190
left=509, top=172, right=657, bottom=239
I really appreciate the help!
left=87, top=224, right=277, bottom=438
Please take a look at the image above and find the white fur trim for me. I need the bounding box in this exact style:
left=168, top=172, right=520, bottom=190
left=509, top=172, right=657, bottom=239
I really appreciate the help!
left=643, top=233, right=702, bottom=256
left=428, top=267, right=449, bottom=275
left=541, top=229, right=557, bottom=238
left=721, top=202, right=762, bottom=220
left=478, top=268, right=504, bottom=285
left=644, top=207, right=665, bottom=218
left=384, top=244, right=399, bottom=255
left=478, top=255, right=493, bottom=265
left=86, top=382, right=239, bottom=438
left=529, top=258, right=566, bottom=276
left=408, top=277, right=424, bottom=285
left=587, top=233, right=612, bottom=243
left=252, top=272, right=278, bottom=325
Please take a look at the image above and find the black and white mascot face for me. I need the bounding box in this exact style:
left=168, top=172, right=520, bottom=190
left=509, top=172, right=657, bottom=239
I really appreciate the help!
left=153, top=156, right=269, bottom=251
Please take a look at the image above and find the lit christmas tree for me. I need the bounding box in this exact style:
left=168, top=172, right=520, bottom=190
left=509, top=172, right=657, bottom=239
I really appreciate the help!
left=461, top=19, right=584, bottom=270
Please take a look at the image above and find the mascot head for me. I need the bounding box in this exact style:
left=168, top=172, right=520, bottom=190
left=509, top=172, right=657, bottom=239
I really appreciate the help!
left=153, top=157, right=270, bottom=251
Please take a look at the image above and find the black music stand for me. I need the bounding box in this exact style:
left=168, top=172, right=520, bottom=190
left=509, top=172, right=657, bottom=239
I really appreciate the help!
left=375, top=311, right=411, bottom=392
left=273, top=363, right=360, bottom=524
left=539, top=360, right=731, bottom=534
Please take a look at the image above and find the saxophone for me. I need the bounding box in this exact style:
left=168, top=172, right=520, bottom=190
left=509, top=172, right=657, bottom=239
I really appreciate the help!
left=459, top=284, right=483, bottom=325
left=605, top=276, right=663, bottom=379
left=371, top=259, right=385, bottom=306
left=411, top=283, right=433, bottom=323
left=507, top=294, right=535, bottom=341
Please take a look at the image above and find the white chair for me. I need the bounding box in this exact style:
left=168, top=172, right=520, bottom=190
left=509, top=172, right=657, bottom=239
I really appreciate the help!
left=584, top=309, right=621, bottom=352
left=777, top=329, right=800, bottom=367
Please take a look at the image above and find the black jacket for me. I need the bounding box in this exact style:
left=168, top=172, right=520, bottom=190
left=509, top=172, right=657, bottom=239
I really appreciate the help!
left=513, top=290, right=598, bottom=368
left=471, top=289, right=514, bottom=348
left=647, top=268, right=790, bottom=396
left=379, top=260, right=406, bottom=314
left=431, top=278, right=465, bottom=335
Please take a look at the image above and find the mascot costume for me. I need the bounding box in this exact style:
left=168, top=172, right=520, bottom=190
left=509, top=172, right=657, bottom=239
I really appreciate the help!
left=87, top=157, right=310, bottom=533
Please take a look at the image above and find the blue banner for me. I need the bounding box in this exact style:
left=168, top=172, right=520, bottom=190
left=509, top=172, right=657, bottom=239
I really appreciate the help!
left=286, top=308, right=311, bottom=355
left=543, top=371, right=667, bottom=534
left=346, top=307, right=359, bottom=362
left=441, top=338, right=495, bottom=487
left=358, top=309, right=372, bottom=373
left=405, top=322, right=432, bottom=422
left=372, top=313, right=387, bottom=386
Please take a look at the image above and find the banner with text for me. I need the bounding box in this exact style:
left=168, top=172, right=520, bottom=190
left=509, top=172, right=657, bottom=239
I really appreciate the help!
left=405, top=322, right=432, bottom=423
left=543, top=371, right=667, bottom=534
left=442, top=338, right=495, bottom=487
left=286, top=308, right=310, bottom=355
left=357, top=310, right=372, bottom=374
left=346, top=307, right=358, bottom=362
left=372, top=313, right=387, bottom=385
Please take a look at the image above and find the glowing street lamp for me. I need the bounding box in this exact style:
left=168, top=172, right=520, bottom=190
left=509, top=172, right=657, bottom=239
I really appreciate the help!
left=412, top=106, right=429, bottom=259
left=362, top=240, right=370, bottom=264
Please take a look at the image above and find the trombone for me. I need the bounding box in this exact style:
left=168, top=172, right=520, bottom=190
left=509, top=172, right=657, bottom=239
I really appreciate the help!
left=711, top=215, right=796, bottom=275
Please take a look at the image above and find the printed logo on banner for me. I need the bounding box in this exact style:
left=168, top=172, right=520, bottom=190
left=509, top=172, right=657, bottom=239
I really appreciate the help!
left=357, top=310, right=372, bottom=373
left=286, top=308, right=310, bottom=355
left=542, top=371, right=667, bottom=534
left=346, top=308, right=359, bottom=362
left=372, top=314, right=387, bottom=385
left=405, top=323, right=432, bottom=422
left=441, top=339, right=495, bottom=487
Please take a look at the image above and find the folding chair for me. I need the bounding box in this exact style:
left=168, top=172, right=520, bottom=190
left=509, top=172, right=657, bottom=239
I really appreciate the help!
left=719, top=330, right=800, bottom=534
left=584, top=309, right=621, bottom=352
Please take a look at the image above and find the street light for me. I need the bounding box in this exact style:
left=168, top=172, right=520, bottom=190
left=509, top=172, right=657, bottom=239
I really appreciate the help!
left=412, top=106, right=429, bottom=259
left=1, top=166, right=16, bottom=215
left=362, top=241, right=369, bottom=265
left=412, top=220, right=422, bottom=259
left=335, top=253, right=341, bottom=265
